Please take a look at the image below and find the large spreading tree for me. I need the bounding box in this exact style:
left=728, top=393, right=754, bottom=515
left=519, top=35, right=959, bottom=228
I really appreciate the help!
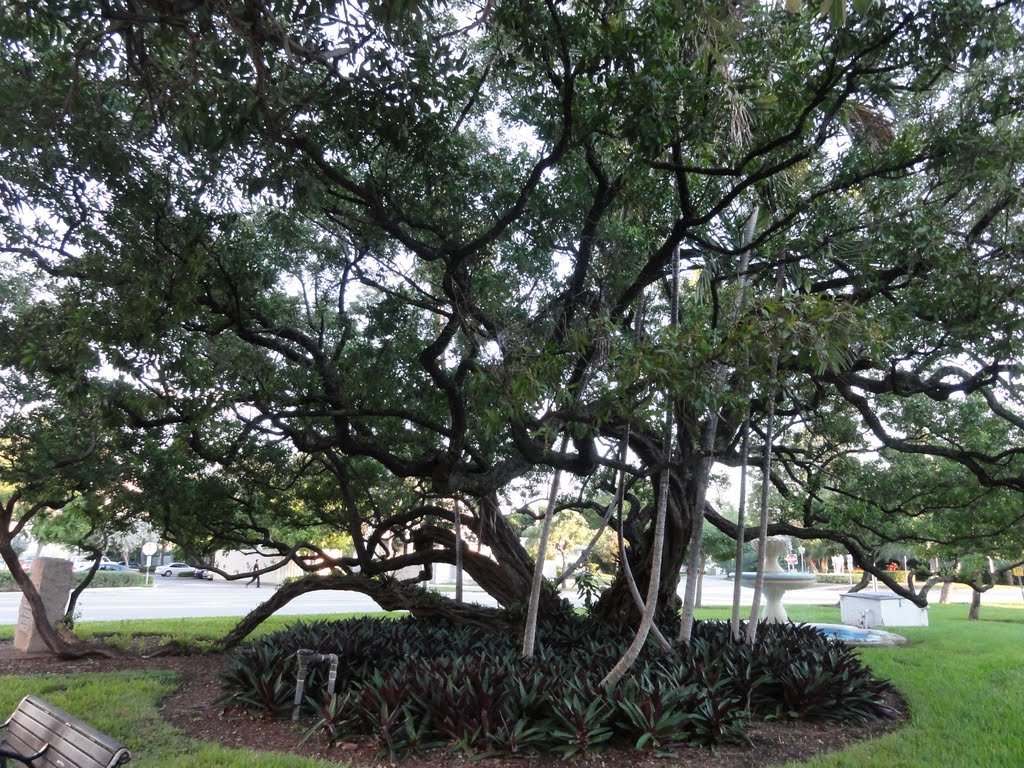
left=2, top=0, right=1023, bottom=640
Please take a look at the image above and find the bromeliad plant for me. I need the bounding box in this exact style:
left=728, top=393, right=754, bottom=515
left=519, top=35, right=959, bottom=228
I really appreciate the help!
left=612, top=676, right=699, bottom=750
left=218, top=639, right=295, bottom=717
left=220, top=616, right=899, bottom=758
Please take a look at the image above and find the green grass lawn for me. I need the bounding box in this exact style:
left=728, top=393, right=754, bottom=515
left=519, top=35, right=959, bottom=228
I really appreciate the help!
left=0, top=670, right=335, bottom=767
left=0, top=612, right=401, bottom=645
left=697, top=602, right=1024, bottom=768
left=1, top=604, right=1022, bottom=766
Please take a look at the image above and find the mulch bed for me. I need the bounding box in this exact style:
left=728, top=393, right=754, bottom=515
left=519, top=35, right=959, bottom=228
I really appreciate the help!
left=0, top=641, right=908, bottom=768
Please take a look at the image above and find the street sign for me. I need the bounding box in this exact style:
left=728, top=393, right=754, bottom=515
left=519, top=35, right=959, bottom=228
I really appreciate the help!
left=1013, top=566, right=1023, bottom=577
left=785, top=554, right=799, bottom=565
left=141, top=542, right=158, bottom=587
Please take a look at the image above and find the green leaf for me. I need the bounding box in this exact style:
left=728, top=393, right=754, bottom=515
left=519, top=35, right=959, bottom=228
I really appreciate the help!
left=829, top=0, right=848, bottom=25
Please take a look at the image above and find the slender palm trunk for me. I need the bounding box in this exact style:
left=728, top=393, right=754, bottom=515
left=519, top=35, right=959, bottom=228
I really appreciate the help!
left=601, top=409, right=672, bottom=686
left=729, top=417, right=751, bottom=640
left=744, top=404, right=776, bottom=645
left=679, top=208, right=757, bottom=644
left=745, top=264, right=783, bottom=646
left=612, top=443, right=672, bottom=651
left=695, top=557, right=703, bottom=608
left=600, top=247, right=679, bottom=684
left=453, top=498, right=464, bottom=603
left=677, top=413, right=718, bottom=643
left=521, top=435, right=569, bottom=658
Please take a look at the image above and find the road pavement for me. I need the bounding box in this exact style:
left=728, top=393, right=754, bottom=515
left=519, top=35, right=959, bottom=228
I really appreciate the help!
left=1, top=573, right=1019, bottom=625
left=0, top=576, right=395, bottom=624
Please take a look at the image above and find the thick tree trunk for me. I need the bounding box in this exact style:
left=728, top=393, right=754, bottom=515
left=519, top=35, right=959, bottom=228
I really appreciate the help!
left=939, top=579, right=953, bottom=604
left=412, top=528, right=567, bottom=619
left=471, top=493, right=539, bottom=604
left=967, top=588, right=981, bottom=621
left=593, top=458, right=698, bottom=631
left=215, top=573, right=511, bottom=651
left=678, top=423, right=715, bottom=644
left=407, top=491, right=544, bottom=614
left=204, top=482, right=572, bottom=653
left=213, top=494, right=575, bottom=652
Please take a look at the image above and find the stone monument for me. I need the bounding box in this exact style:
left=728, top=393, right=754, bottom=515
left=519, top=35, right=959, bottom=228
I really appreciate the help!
left=13, top=557, right=73, bottom=653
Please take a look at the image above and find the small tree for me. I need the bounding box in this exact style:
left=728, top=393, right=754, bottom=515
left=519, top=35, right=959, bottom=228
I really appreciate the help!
left=547, top=511, right=594, bottom=574
left=0, top=391, right=127, bottom=656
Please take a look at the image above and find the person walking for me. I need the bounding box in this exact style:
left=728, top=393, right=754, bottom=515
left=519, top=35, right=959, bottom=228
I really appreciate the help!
left=245, top=561, right=260, bottom=588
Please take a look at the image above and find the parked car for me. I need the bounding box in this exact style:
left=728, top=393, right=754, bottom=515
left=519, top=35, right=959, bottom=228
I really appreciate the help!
left=160, top=562, right=194, bottom=577
left=117, top=560, right=141, bottom=569
left=193, top=568, right=214, bottom=580
left=97, top=563, right=133, bottom=572
left=71, top=556, right=113, bottom=572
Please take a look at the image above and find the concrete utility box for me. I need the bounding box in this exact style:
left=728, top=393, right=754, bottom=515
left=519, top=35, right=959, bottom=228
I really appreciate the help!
left=840, top=592, right=929, bottom=628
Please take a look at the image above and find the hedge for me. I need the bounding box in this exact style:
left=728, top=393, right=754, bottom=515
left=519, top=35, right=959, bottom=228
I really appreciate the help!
left=0, top=569, right=149, bottom=592
left=815, top=571, right=911, bottom=585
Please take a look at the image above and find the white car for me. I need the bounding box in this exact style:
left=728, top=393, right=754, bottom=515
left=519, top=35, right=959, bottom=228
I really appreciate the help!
left=159, top=562, right=194, bottom=577
left=71, top=556, right=113, bottom=572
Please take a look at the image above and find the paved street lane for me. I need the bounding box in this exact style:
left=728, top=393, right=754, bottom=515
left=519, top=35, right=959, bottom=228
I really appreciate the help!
left=1, top=573, right=1018, bottom=625
left=1, top=578, right=395, bottom=624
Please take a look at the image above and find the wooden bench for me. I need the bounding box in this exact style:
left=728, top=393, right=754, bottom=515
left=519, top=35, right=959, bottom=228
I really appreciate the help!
left=0, top=696, right=130, bottom=768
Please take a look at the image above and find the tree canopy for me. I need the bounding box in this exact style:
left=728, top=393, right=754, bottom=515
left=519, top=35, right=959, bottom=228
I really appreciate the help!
left=1, top=0, right=1023, bottom=641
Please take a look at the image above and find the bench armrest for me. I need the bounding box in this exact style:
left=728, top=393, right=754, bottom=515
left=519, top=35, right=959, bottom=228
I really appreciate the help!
left=0, top=743, right=48, bottom=767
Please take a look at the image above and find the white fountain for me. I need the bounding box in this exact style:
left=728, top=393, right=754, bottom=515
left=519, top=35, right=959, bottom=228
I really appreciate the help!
left=735, top=537, right=908, bottom=645
left=738, top=536, right=816, bottom=623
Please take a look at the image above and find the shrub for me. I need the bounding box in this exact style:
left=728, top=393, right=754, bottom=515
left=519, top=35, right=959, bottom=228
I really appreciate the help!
left=0, top=569, right=147, bottom=591
left=221, top=616, right=897, bottom=759
left=815, top=573, right=856, bottom=584
left=74, top=571, right=149, bottom=588
left=816, top=571, right=912, bottom=585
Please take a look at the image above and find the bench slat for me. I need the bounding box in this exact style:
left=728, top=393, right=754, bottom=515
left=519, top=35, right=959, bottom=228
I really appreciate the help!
left=8, top=732, right=126, bottom=768
left=1, top=696, right=131, bottom=768
left=11, top=703, right=119, bottom=763
left=7, top=720, right=96, bottom=767
left=8, top=712, right=112, bottom=766
left=18, top=697, right=124, bottom=755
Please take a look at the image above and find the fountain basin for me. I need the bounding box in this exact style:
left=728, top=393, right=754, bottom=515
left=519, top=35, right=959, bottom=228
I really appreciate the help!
left=809, top=623, right=907, bottom=647
left=738, top=571, right=817, bottom=623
